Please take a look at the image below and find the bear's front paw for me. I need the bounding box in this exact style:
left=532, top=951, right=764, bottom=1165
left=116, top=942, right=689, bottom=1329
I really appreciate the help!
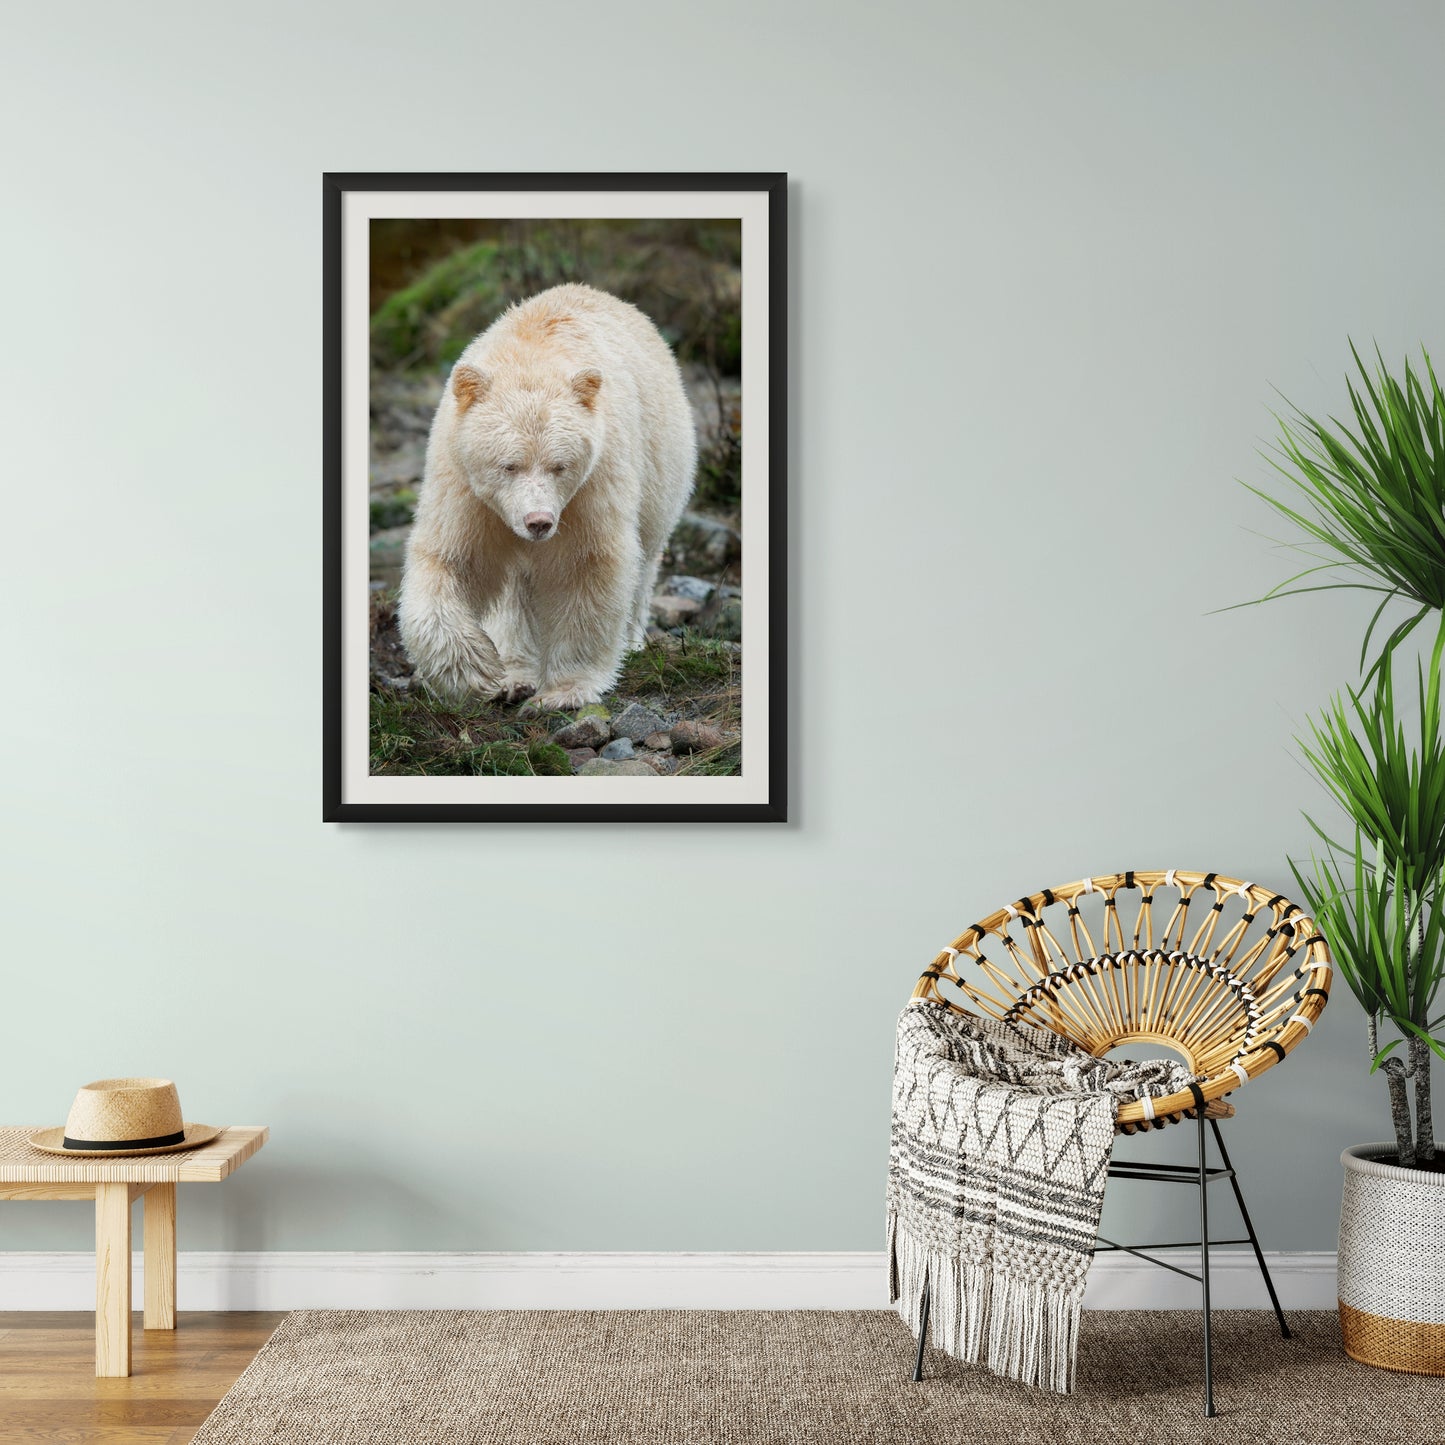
left=521, top=683, right=605, bottom=715
left=494, top=676, right=538, bottom=706
left=420, top=659, right=505, bottom=705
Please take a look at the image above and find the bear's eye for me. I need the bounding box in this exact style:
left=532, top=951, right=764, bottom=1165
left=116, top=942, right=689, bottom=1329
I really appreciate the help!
left=550, top=462, right=567, bottom=475
left=500, top=462, right=520, bottom=475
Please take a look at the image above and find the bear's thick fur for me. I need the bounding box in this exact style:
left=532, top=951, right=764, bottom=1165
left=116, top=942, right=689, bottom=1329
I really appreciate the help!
left=399, top=283, right=697, bottom=710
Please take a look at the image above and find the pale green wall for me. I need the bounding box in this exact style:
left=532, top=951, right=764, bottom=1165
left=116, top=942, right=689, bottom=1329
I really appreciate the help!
left=2, top=1, right=1441, bottom=1259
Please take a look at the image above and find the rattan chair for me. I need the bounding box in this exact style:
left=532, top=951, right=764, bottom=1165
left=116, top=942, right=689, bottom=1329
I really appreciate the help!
left=906, top=869, right=1331, bottom=1416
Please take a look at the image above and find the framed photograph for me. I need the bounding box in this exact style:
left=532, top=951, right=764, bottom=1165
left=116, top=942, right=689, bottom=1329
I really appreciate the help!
left=323, top=173, right=786, bottom=822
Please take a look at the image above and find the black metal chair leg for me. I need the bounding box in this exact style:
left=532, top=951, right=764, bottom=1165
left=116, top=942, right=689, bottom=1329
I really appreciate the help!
left=1209, top=1118, right=1290, bottom=1339
left=1198, top=1109, right=1216, bottom=1418
left=912, top=1279, right=931, bottom=1382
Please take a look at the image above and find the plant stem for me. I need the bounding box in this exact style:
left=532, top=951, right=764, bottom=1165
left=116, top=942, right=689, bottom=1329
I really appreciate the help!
left=1381, top=1056, right=1417, bottom=1167
left=1410, top=1033, right=1436, bottom=1162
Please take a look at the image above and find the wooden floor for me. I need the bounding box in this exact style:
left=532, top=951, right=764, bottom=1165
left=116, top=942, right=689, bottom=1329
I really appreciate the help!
left=0, top=1311, right=283, bottom=1443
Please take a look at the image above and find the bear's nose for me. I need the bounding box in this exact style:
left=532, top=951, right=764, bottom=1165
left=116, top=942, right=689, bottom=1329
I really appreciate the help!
left=524, top=511, right=556, bottom=539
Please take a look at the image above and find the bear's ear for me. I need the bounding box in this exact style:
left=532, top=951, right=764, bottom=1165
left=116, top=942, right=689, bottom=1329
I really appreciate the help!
left=452, top=365, right=491, bottom=413
left=571, top=368, right=603, bottom=410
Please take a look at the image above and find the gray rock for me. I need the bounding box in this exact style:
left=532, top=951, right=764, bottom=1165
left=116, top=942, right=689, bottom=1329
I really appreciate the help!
left=641, top=754, right=679, bottom=775
left=599, top=737, right=635, bottom=761
left=651, top=594, right=702, bottom=629
left=552, top=715, right=610, bottom=749
left=641, top=731, right=672, bottom=751
left=576, top=758, right=657, bottom=777
left=611, top=702, right=665, bottom=741
left=664, top=575, right=716, bottom=603
left=670, top=719, right=729, bottom=754
left=671, top=511, right=741, bottom=569
left=565, top=748, right=598, bottom=771
left=370, top=439, right=427, bottom=491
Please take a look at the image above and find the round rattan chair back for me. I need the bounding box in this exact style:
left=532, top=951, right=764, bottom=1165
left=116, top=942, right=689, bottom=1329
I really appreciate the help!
left=911, top=870, right=1332, bottom=1130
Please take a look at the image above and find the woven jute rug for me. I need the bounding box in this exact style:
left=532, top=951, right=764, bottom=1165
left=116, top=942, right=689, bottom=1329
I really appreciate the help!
left=191, top=1309, right=1442, bottom=1444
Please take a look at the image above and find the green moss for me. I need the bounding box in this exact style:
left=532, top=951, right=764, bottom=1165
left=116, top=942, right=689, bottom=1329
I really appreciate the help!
left=668, top=642, right=731, bottom=682
left=369, top=684, right=590, bottom=776
left=370, top=241, right=501, bottom=365
left=370, top=221, right=743, bottom=378
left=369, top=489, right=417, bottom=532
left=462, top=738, right=573, bottom=776
left=465, top=742, right=532, bottom=776
left=614, top=637, right=732, bottom=698
left=526, top=740, right=572, bottom=776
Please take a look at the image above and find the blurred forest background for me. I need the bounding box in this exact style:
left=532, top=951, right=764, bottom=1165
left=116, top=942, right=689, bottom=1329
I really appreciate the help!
left=368, top=218, right=745, bottom=778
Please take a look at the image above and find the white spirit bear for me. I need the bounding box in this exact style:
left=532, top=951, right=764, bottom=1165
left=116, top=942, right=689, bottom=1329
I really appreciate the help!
left=399, top=284, right=697, bottom=709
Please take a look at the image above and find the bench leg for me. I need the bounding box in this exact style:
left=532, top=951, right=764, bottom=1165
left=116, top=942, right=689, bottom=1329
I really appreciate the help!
left=95, top=1183, right=132, bottom=1377
left=144, top=1183, right=177, bottom=1331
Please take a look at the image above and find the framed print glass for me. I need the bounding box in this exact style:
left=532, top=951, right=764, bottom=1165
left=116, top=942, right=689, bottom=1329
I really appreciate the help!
left=323, top=173, right=786, bottom=821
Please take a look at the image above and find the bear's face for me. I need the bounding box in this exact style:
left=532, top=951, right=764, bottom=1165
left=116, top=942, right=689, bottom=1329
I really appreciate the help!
left=446, top=364, right=603, bottom=542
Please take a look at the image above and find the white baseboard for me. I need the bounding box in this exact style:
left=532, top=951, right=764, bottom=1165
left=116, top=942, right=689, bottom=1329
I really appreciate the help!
left=0, top=1250, right=1337, bottom=1312
left=1082, top=1249, right=1336, bottom=1309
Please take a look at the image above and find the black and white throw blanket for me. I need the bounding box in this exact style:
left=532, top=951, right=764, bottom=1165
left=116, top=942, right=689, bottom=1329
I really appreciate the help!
left=887, top=1002, right=1198, bottom=1392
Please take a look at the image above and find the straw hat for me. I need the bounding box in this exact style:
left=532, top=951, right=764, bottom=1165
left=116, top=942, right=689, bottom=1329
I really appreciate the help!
left=28, top=1078, right=221, bottom=1157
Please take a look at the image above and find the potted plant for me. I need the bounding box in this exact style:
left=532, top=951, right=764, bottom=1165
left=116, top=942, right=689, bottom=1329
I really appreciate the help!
left=1246, top=346, right=1445, bottom=1372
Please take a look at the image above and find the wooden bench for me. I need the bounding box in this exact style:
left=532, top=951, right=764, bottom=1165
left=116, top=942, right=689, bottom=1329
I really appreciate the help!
left=0, top=1125, right=268, bottom=1376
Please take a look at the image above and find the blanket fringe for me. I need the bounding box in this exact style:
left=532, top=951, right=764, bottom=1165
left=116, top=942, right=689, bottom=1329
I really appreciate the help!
left=888, top=1209, right=1082, bottom=1393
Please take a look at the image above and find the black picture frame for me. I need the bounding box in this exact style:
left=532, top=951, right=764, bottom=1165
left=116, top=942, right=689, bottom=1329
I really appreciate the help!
left=323, top=172, right=787, bottom=822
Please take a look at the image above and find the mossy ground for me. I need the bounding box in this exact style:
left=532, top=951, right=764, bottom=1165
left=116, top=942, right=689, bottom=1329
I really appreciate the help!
left=370, top=219, right=742, bottom=380
left=370, top=241, right=502, bottom=366
left=369, top=611, right=741, bottom=778
left=369, top=696, right=573, bottom=776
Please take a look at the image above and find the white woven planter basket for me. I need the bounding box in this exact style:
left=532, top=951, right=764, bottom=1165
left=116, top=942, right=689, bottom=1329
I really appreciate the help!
left=1338, top=1142, right=1445, bottom=1374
